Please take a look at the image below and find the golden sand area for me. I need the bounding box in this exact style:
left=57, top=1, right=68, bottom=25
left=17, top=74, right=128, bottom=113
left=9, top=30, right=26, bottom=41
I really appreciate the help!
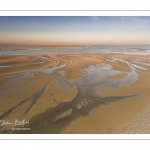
left=0, top=53, right=150, bottom=133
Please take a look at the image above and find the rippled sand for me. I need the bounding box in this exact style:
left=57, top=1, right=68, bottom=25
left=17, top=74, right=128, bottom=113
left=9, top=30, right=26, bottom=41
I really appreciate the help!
left=0, top=53, right=150, bottom=133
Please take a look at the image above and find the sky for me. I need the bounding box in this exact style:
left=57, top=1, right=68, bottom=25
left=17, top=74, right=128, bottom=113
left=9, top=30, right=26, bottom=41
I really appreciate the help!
left=0, top=16, right=150, bottom=45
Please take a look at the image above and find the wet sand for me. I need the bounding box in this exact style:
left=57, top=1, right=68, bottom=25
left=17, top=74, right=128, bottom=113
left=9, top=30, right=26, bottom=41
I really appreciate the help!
left=129, top=47, right=149, bottom=51
left=0, top=53, right=150, bottom=133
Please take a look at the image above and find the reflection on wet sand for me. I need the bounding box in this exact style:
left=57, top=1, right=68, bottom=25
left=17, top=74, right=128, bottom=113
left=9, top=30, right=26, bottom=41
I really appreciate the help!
left=0, top=53, right=150, bottom=133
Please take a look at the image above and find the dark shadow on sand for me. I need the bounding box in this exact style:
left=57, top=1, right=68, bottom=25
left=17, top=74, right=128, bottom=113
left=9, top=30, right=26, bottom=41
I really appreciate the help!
left=12, top=81, right=139, bottom=134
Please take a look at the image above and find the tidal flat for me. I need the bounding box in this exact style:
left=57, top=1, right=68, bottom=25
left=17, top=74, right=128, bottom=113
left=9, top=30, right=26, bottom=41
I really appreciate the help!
left=0, top=47, right=150, bottom=133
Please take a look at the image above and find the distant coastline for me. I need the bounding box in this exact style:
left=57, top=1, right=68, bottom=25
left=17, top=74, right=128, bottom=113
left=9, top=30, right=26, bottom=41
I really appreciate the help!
left=0, top=45, right=87, bottom=51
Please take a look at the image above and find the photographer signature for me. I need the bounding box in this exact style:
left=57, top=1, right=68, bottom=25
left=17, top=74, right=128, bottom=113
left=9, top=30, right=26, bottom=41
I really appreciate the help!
left=0, top=119, right=29, bottom=127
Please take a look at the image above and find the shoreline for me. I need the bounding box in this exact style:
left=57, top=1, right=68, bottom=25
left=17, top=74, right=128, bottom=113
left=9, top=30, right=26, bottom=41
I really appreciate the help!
left=0, top=45, right=87, bottom=51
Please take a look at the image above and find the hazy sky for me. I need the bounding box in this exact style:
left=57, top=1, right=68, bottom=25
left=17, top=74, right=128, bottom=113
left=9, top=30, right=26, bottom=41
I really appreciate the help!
left=0, top=16, right=150, bottom=45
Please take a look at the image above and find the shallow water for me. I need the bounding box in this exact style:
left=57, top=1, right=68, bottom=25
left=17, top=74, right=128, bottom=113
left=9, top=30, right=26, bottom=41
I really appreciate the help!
left=0, top=45, right=150, bottom=55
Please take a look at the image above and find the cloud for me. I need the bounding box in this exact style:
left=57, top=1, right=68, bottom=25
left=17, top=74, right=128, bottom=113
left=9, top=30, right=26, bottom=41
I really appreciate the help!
left=112, top=16, right=126, bottom=20
left=110, top=16, right=150, bottom=23
left=32, top=21, right=38, bottom=25
left=90, top=16, right=100, bottom=20
left=129, top=17, right=150, bottom=23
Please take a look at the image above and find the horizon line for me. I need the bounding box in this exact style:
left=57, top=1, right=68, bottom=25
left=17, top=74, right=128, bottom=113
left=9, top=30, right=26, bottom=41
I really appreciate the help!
left=1, top=43, right=150, bottom=46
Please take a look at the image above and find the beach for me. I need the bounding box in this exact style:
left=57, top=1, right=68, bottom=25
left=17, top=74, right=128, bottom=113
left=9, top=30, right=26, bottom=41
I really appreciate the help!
left=0, top=47, right=150, bottom=133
